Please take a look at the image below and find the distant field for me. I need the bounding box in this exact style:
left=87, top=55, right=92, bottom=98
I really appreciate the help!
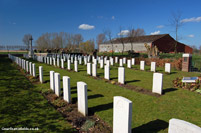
left=0, top=50, right=28, bottom=54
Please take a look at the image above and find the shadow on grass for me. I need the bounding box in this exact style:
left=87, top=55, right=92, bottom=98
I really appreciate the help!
left=97, top=73, right=104, bottom=76
left=132, top=119, right=168, bottom=133
left=110, top=77, right=118, bottom=80
left=125, top=80, right=140, bottom=84
left=44, top=80, right=50, bottom=83
left=71, top=89, right=91, bottom=94
left=88, top=102, right=113, bottom=115
left=88, top=94, right=104, bottom=99
left=163, top=88, right=178, bottom=94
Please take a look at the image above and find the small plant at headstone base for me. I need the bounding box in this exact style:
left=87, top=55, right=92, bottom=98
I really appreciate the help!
left=111, top=80, right=116, bottom=84
left=81, top=119, right=96, bottom=132
left=52, top=98, right=67, bottom=108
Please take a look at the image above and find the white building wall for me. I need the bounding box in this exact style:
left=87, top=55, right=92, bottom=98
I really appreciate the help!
left=99, top=42, right=152, bottom=53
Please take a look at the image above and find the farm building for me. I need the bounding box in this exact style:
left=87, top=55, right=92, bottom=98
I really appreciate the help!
left=99, top=34, right=193, bottom=54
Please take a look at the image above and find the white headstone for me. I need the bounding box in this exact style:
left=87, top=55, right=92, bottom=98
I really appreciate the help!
left=29, top=62, right=32, bottom=75
left=132, top=58, right=135, bottom=65
left=106, top=60, right=110, bottom=67
left=79, top=57, right=82, bottom=65
left=63, top=76, right=71, bottom=103
left=67, top=60, right=71, bottom=70
left=61, top=59, right=64, bottom=69
left=151, top=62, right=156, bottom=72
left=168, top=118, right=201, bottom=133
left=32, top=63, right=36, bottom=77
left=140, top=61, right=145, bottom=70
left=92, top=64, right=97, bottom=77
left=74, top=61, right=78, bottom=72
left=118, top=67, right=125, bottom=84
left=39, top=66, right=43, bottom=83
left=47, top=57, right=49, bottom=64
left=54, top=73, right=60, bottom=96
left=57, top=58, right=60, bottom=67
left=152, top=73, right=163, bottom=95
left=26, top=61, right=29, bottom=72
left=104, top=65, right=110, bottom=80
left=77, top=82, right=88, bottom=116
left=50, top=71, right=55, bottom=92
left=50, top=57, right=52, bottom=65
left=87, top=63, right=91, bottom=75
left=100, top=59, right=104, bottom=69
left=123, top=57, right=126, bottom=64
left=165, top=63, right=171, bottom=73
left=115, top=57, right=118, bottom=63
left=119, top=59, right=123, bottom=67
left=53, top=58, right=56, bottom=66
left=110, top=58, right=114, bottom=66
left=113, top=96, right=132, bottom=133
left=127, top=60, right=131, bottom=68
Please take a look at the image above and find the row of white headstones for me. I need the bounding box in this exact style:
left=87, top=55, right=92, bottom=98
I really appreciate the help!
left=34, top=55, right=170, bottom=95
left=11, top=54, right=201, bottom=133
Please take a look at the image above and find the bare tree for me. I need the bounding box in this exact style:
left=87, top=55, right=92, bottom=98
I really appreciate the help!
left=104, top=29, right=114, bottom=56
left=127, top=27, right=145, bottom=52
left=169, top=11, right=183, bottom=53
left=96, top=33, right=107, bottom=51
left=117, top=27, right=126, bottom=55
left=22, top=34, right=32, bottom=51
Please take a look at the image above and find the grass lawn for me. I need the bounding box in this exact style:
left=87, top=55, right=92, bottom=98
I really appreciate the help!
left=23, top=57, right=201, bottom=132
left=0, top=57, right=76, bottom=132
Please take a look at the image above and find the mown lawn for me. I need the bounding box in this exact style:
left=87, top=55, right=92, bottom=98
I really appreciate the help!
left=0, top=57, right=76, bottom=132
left=25, top=57, right=201, bottom=132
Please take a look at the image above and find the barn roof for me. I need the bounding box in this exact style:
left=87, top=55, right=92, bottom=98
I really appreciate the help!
left=102, top=34, right=169, bottom=44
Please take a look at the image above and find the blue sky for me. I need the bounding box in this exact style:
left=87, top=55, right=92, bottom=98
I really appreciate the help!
left=0, top=0, right=201, bottom=48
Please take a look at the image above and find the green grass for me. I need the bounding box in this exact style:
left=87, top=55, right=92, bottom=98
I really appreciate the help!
left=0, top=51, right=28, bottom=54
left=0, top=57, right=75, bottom=132
left=24, top=57, right=201, bottom=132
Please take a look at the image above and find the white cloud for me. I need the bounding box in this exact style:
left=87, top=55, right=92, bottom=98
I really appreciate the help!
left=156, top=25, right=164, bottom=29
left=118, top=30, right=129, bottom=36
left=111, top=16, right=115, bottom=20
left=188, top=34, right=194, bottom=38
left=78, top=24, right=95, bottom=30
left=150, top=30, right=160, bottom=35
left=181, top=16, right=201, bottom=23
